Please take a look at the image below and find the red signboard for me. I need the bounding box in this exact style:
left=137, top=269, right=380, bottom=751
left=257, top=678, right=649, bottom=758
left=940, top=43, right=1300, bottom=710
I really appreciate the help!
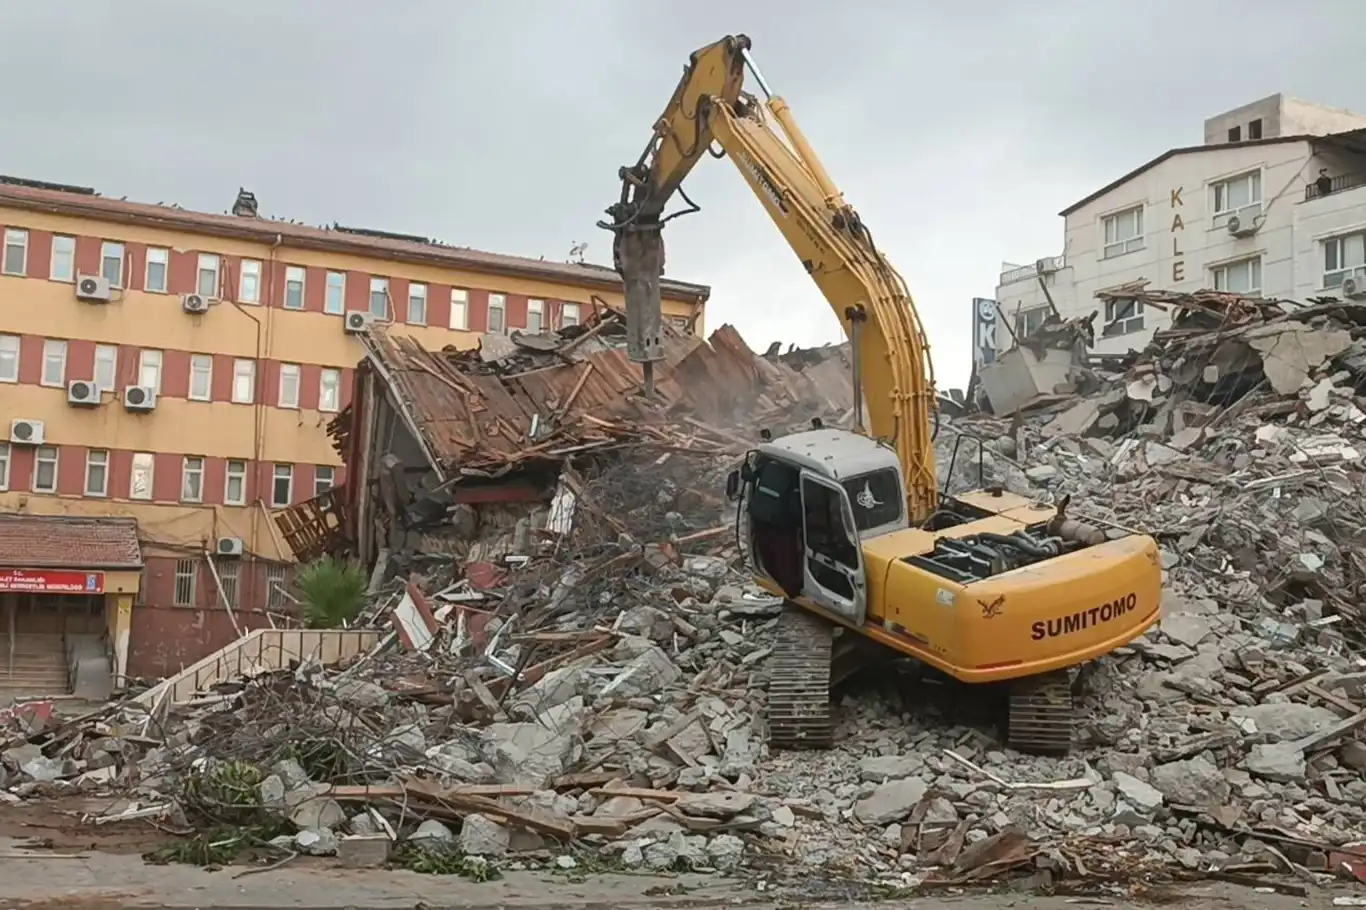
left=0, top=569, right=106, bottom=595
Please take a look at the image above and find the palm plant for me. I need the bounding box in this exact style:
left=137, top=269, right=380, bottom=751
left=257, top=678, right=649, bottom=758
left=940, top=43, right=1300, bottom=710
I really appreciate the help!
left=294, top=557, right=368, bottom=629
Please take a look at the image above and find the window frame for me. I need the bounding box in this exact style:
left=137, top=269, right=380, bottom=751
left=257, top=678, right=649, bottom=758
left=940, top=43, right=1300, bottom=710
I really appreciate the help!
left=41, top=339, right=67, bottom=388
left=145, top=247, right=169, bottom=293
left=0, top=442, right=9, bottom=491
left=283, top=266, right=306, bottom=310
left=138, top=349, right=163, bottom=394
left=224, top=460, right=248, bottom=506
left=2, top=228, right=28, bottom=276
left=407, top=282, right=427, bottom=325
left=84, top=449, right=110, bottom=497
left=197, top=253, right=220, bottom=299
left=278, top=363, right=301, bottom=409
left=0, top=334, right=17, bottom=383
left=561, top=302, right=581, bottom=328
left=1322, top=230, right=1366, bottom=289
left=1102, top=298, right=1146, bottom=337
left=32, top=445, right=58, bottom=493
left=324, top=271, right=346, bottom=315
left=527, top=298, right=544, bottom=333
left=181, top=456, right=205, bottom=503
left=1101, top=205, right=1145, bottom=259
left=94, top=344, right=118, bottom=393
left=488, top=293, right=507, bottom=334
left=50, top=235, right=75, bottom=282
left=450, top=288, right=469, bottom=330
left=368, top=277, right=390, bottom=320
left=1013, top=306, right=1049, bottom=339
left=239, top=259, right=263, bottom=304
left=319, top=368, right=342, bottom=413
left=189, top=353, right=213, bottom=401
left=129, top=452, right=154, bottom=501
left=1210, top=169, right=1263, bottom=227
left=173, top=558, right=197, bottom=607
left=100, top=241, right=125, bottom=287
left=271, top=464, right=294, bottom=508
left=314, top=465, right=336, bottom=497
left=1211, top=256, right=1263, bottom=295
left=232, top=358, right=256, bottom=404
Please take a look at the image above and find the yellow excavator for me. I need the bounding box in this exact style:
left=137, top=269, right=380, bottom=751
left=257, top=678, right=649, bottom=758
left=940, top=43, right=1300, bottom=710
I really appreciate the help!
left=602, top=35, right=1163, bottom=755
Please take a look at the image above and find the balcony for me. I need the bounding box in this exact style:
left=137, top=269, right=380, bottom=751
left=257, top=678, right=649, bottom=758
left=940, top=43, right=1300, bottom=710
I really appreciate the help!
left=1304, top=173, right=1366, bottom=201
left=999, top=255, right=1065, bottom=286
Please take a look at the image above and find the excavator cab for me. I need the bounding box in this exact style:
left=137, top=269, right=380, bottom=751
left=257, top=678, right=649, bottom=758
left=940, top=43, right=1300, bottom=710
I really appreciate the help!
left=731, top=427, right=908, bottom=627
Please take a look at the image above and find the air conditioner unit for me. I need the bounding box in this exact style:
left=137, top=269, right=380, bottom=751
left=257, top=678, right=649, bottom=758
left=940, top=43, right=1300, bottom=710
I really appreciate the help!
left=67, top=379, right=99, bottom=407
left=9, top=418, right=45, bottom=446
left=75, top=274, right=112, bottom=302
left=215, top=537, right=245, bottom=558
left=344, top=311, right=373, bottom=334
left=182, top=293, right=209, bottom=314
left=1343, top=276, right=1366, bottom=300
left=1226, top=204, right=1262, bottom=238
left=123, top=385, right=157, bottom=411
left=1035, top=256, right=1063, bottom=274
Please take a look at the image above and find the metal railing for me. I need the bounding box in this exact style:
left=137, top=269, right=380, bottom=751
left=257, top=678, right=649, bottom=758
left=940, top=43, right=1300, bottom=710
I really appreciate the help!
left=999, top=256, right=1066, bottom=286
left=1304, top=173, right=1366, bottom=201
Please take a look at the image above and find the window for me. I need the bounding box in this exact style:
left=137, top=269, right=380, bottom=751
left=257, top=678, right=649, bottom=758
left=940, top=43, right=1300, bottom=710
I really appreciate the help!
left=181, top=456, right=205, bottom=502
left=129, top=452, right=154, bottom=500
left=408, top=283, right=427, bottom=325
left=0, top=443, right=9, bottom=491
left=145, top=248, right=169, bottom=292
left=325, top=271, right=346, bottom=315
left=488, top=293, right=507, bottom=333
left=1102, top=298, right=1145, bottom=337
left=239, top=259, right=262, bottom=304
left=278, top=363, right=301, bottom=408
left=101, top=241, right=125, bottom=287
left=314, top=465, right=336, bottom=496
left=527, top=298, right=544, bottom=332
left=218, top=562, right=239, bottom=609
left=41, top=339, right=67, bottom=387
left=138, top=349, right=163, bottom=393
left=1211, top=170, right=1262, bottom=226
left=1323, top=231, right=1366, bottom=288
left=1014, top=306, right=1049, bottom=339
left=1248, top=118, right=1263, bottom=140
left=232, top=359, right=255, bottom=403
left=562, top=302, right=581, bottom=328
left=2, top=228, right=27, bottom=275
left=173, top=558, right=197, bottom=606
left=284, top=266, right=305, bottom=309
left=224, top=460, right=247, bottom=506
left=84, top=449, right=109, bottom=497
left=271, top=464, right=294, bottom=507
left=1102, top=206, right=1144, bottom=258
left=0, top=334, right=19, bottom=383
left=189, top=354, right=213, bottom=400
left=33, top=446, right=58, bottom=493
left=1212, top=257, right=1262, bottom=295
left=319, top=368, right=341, bottom=412
left=369, top=277, right=390, bottom=319
left=1227, top=125, right=1241, bottom=143
left=94, top=344, right=118, bottom=393
left=266, top=564, right=288, bottom=610
left=450, top=288, right=469, bottom=329
left=197, top=253, right=220, bottom=298
left=50, top=235, right=75, bottom=282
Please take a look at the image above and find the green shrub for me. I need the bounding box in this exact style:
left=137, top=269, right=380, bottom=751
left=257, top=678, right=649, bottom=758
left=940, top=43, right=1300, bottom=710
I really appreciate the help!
left=295, top=557, right=368, bottom=629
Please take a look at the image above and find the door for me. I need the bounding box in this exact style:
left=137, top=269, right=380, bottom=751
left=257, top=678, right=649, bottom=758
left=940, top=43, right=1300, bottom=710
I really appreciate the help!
left=799, top=472, right=868, bottom=624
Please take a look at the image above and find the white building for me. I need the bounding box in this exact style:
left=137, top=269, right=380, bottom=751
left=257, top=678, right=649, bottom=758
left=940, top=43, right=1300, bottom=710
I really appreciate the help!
left=992, top=94, right=1366, bottom=357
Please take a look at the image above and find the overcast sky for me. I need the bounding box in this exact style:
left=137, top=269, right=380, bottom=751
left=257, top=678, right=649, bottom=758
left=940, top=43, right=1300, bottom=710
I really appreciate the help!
left=2, top=1, right=1363, bottom=387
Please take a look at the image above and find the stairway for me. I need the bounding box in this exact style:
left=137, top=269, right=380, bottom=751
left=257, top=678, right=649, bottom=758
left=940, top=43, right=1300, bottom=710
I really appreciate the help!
left=0, top=633, right=72, bottom=698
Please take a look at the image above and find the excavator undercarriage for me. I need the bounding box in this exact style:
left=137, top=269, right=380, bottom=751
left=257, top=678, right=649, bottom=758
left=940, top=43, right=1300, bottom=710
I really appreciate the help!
left=766, top=606, right=1078, bottom=755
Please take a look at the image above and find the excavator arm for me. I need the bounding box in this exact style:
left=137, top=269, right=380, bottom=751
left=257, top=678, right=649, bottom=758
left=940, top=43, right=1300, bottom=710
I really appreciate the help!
left=602, top=35, right=940, bottom=521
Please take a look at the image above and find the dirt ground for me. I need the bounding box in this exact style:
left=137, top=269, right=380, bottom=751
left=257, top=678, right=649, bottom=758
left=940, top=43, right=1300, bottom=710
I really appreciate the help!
left=0, top=805, right=1361, bottom=910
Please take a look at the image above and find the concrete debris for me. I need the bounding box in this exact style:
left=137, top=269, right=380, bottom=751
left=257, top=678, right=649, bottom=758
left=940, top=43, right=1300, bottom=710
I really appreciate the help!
left=5, top=290, right=1366, bottom=897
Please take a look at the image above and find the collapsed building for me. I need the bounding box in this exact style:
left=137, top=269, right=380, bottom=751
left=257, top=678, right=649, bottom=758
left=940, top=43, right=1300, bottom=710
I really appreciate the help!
left=3, top=297, right=1366, bottom=896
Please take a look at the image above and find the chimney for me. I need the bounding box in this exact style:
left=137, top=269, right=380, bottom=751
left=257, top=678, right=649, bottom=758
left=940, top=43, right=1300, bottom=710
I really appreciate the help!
left=231, top=188, right=259, bottom=218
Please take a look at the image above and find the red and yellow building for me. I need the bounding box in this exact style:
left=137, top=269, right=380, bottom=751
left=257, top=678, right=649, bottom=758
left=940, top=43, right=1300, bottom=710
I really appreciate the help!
left=0, top=177, right=709, bottom=689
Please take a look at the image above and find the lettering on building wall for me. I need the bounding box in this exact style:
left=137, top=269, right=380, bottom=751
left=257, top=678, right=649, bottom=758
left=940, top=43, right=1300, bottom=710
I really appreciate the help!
left=1170, top=186, right=1185, bottom=283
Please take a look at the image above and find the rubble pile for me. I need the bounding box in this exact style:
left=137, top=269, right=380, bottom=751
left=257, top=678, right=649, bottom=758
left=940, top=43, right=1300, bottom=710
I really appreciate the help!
left=3, top=291, right=1366, bottom=895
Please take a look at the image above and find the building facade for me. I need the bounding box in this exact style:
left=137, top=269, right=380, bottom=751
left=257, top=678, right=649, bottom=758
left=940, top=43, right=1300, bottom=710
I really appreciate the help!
left=0, top=178, right=709, bottom=685
left=993, top=95, right=1366, bottom=355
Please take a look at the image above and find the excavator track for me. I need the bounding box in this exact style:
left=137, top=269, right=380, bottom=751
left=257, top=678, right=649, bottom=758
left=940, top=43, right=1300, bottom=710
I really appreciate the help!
left=1005, top=670, right=1075, bottom=755
left=766, top=604, right=834, bottom=750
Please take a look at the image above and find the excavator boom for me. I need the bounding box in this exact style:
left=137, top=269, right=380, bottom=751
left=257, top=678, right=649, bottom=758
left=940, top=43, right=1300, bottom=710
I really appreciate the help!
left=603, top=34, right=939, bottom=521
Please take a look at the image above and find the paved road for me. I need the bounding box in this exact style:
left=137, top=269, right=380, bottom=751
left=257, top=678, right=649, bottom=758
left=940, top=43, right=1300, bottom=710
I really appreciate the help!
left=0, top=840, right=1357, bottom=910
